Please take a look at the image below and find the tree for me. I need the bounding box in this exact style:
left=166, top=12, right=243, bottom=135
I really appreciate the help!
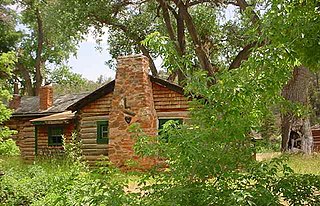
left=54, top=0, right=320, bottom=154
left=0, top=52, right=16, bottom=140
left=55, top=0, right=266, bottom=87
left=263, top=0, right=320, bottom=154
left=49, top=65, right=109, bottom=95
left=0, top=1, right=21, bottom=54
left=2, top=0, right=80, bottom=96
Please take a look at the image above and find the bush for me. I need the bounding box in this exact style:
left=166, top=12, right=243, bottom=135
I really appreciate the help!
left=0, top=134, right=134, bottom=206
left=0, top=138, right=20, bottom=156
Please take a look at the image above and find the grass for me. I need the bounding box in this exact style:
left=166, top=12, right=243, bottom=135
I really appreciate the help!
left=286, top=153, right=320, bottom=175
left=1, top=154, right=320, bottom=205
left=257, top=152, right=320, bottom=175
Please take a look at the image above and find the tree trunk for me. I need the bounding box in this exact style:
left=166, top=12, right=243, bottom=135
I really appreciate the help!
left=281, top=66, right=313, bottom=154
left=302, top=118, right=313, bottom=155
left=172, top=0, right=216, bottom=76
left=15, top=63, right=34, bottom=96
left=281, top=114, right=291, bottom=152
left=138, top=44, right=158, bottom=76
left=34, top=8, right=44, bottom=96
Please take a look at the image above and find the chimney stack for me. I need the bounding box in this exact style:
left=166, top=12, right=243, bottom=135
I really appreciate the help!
left=39, top=85, right=53, bottom=110
left=108, top=54, right=158, bottom=168
left=9, top=94, right=21, bottom=110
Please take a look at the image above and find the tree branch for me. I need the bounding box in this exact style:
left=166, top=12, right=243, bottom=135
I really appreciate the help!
left=157, top=0, right=176, bottom=42
left=229, top=42, right=256, bottom=70
left=228, top=0, right=262, bottom=70
left=236, top=0, right=259, bottom=24
left=172, top=0, right=217, bottom=76
left=90, top=15, right=158, bottom=76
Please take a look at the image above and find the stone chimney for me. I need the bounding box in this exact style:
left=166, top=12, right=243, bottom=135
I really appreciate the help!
left=9, top=94, right=21, bottom=110
left=108, top=54, right=157, bottom=169
left=39, top=85, right=53, bottom=110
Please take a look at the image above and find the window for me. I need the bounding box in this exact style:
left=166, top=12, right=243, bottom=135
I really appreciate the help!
left=48, top=127, right=63, bottom=146
left=158, top=118, right=183, bottom=142
left=158, top=118, right=183, bottom=131
left=97, top=121, right=109, bottom=144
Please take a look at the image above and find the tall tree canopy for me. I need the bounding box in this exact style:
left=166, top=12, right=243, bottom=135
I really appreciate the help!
left=55, top=0, right=261, bottom=82
left=53, top=0, right=320, bottom=153
left=1, top=0, right=82, bottom=96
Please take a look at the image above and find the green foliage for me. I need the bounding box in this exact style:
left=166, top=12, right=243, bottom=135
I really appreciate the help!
left=49, top=66, right=105, bottom=95
left=0, top=51, right=16, bottom=141
left=131, top=27, right=320, bottom=204
left=0, top=138, right=20, bottom=156
left=264, top=0, right=320, bottom=70
left=142, top=32, right=194, bottom=76
left=62, top=132, right=83, bottom=164
left=0, top=1, right=22, bottom=54
left=0, top=139, right=132, bottom=206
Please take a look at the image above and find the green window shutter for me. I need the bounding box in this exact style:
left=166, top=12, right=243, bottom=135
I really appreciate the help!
left=97, top=121, right=109, bottom=144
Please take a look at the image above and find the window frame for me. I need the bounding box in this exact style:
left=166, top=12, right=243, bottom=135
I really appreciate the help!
left=157, top=118, right=183, bottom=143
left=97, top=120, right=109, bottom=144
left=158, top=118, right=183, bottom=132
left=48, top=126, right=64, bottom=146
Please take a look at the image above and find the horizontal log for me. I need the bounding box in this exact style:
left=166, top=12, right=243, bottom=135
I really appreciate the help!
left=157, top=111, right=189, bottom=118
left=23, top=143, right=35, bottom=147
left=79, top=132, right=96, bottom=137
left=82, top=151, right=108, bottom=156
left=81, top=139, right=98, bottom=144
left=84, top=155, right=109, bottom=161
left=80, top=134, right=97, bottom=139
left=22, top=148, right=35, bottom=152
left=80, top=128, right=97, bottom=133
left=80, top=114, right=110, bottom=119
left=80, top=125, right=98, bottom=130
left=154, top=103, right=189, bottom=107
left=81, top=144, right=108, bottom=149
left=153, top=93, right=183, bottom=97
left=155, top=105, right=189, bottom=110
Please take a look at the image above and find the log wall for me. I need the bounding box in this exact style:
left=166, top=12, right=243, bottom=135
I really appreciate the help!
left=36, top=123, right=74, bottom=156
left=152, top=82, right=189, bottom=112
left=6, top=117, right=36, bottom=160
left=77, top=82, right=190, bottom=165
left=312, top=129, right=320, bottom=151
left=78, top=93, right=113, bottom=164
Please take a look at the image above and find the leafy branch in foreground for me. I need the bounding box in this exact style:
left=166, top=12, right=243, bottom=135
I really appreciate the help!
left=130, top=38, right=320, bottom=204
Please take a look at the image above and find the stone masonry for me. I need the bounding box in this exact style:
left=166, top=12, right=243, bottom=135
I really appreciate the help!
left=108, top=54, right=158, bottom=169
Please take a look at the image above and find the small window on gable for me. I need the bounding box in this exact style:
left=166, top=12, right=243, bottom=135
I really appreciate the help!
left=48, top=126, right=63, bottom=146
left=158, top=118, right=183, bottom=142
left=97, top=121, right=109, bottom=144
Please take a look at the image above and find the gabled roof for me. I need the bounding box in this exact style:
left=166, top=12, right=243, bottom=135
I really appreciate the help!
left=67, top=80, right=115, bottom=111
left=12, top=93, right=88, bottom=117
left=67, top=76, right=184, bottom=111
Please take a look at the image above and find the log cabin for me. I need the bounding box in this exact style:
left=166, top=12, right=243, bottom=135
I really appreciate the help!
left=6, top=54, right=190, bottom=167
left=6, top=54, right=320, bottom=167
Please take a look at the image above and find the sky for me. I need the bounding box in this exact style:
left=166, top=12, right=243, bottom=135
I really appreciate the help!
left=67, top=31, right=116, bottom=81
left=68, top=31, right=163, bottom=82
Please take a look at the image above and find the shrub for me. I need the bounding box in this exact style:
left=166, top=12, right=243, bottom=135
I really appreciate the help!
left=0, top=133, right=134, bottom=206
left=0, top=138, right=20, bottom=156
